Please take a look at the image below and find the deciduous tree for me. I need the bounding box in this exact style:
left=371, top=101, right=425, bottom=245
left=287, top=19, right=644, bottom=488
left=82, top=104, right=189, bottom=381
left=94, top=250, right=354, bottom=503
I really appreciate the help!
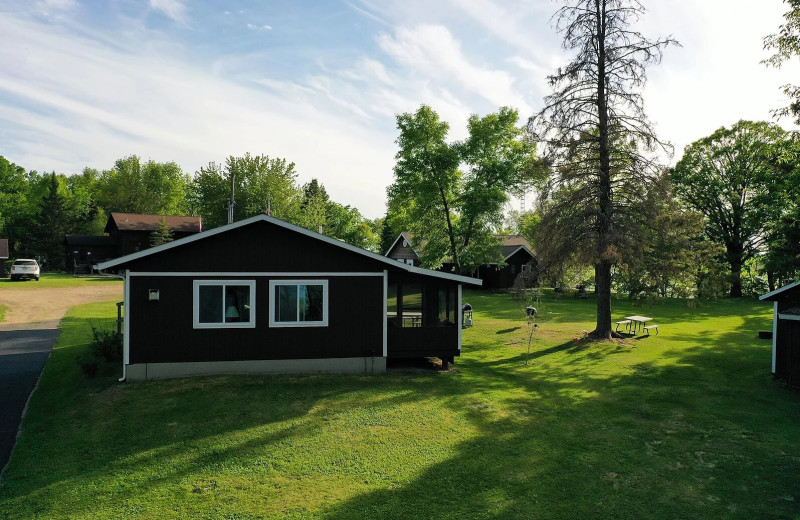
left=388, top=105, right=535, bottom=273
left=763, top=0, right=800, bottom=123
left=192, top=154, right=301, bottom=229
left=96, top=156, right=190, bottom=215
left=671, top=120, right=787, bottom=297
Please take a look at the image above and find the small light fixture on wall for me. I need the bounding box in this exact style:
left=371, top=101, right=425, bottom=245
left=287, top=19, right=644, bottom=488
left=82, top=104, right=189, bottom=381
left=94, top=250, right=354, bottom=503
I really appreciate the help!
left=148, top=289, right=160, bottom=301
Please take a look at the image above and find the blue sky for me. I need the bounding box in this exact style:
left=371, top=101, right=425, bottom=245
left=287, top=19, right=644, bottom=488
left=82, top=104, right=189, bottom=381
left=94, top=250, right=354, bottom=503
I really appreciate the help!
left=1, top=0, right=798, bottom=218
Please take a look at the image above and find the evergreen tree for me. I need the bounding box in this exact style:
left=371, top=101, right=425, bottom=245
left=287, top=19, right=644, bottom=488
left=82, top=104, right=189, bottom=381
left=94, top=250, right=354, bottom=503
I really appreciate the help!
left=150, top=217, right=174, bottom=247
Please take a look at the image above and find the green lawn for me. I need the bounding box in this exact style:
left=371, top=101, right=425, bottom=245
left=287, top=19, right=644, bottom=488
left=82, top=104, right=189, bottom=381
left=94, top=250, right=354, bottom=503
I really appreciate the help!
left=0, top=272, right=121, bottom=289
left=1, top=292, right=798, bottom=519
left=0, top=304, right=6, bottom=322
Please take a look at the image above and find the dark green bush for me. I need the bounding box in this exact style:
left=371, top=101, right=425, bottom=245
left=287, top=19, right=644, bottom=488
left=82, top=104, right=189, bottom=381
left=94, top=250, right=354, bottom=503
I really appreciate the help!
left=77, top=327, right=122, bottom=378
left=90, top=327, right=122, bottom=362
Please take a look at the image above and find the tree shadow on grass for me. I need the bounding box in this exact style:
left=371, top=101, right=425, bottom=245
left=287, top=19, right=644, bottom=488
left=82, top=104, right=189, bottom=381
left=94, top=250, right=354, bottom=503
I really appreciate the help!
left=2, top=306, right=798, bottom=519
left=318, top=338, right=800, bottom=520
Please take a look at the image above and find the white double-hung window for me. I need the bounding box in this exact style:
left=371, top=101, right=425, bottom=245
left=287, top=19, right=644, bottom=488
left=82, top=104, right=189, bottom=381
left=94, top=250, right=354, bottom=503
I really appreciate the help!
left=193, top=280, right=256, bottom=328
left=269, top=280, right=328, bottom=327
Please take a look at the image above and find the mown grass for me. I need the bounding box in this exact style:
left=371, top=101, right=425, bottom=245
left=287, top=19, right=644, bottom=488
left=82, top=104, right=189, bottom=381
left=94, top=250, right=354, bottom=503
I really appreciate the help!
left=0, top=304, right=6, bottom=322
left=1, top=292, right=798, bottom=519
left=0, top=272, right=121, bottom=290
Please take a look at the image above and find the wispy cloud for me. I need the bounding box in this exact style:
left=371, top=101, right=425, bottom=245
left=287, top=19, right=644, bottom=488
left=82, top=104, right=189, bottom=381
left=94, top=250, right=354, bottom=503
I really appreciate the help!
left=0, top=11, right=395, bottom=216
left=377, top=25, right=532, bottom=115
left=149, top=0, right=187, bottom=24
left=38, top=0, right=77, bottom=11
left=246, top=23, right=272, bottom=31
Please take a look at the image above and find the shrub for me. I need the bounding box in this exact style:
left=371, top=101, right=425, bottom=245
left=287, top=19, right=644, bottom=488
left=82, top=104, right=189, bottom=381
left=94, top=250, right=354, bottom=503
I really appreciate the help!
left=77, top=326, right=122, bottom=378
left=90, top=327, right=122, bottom=362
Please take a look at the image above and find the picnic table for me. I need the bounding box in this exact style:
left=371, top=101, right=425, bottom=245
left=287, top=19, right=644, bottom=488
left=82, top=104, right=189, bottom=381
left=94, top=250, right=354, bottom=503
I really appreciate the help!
left=614, top=315, right=652, bottom=335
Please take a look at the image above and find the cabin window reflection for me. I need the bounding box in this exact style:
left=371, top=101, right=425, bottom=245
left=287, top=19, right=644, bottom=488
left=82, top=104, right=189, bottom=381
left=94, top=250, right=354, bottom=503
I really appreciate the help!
left=438, top=286, right=456, bottom=326
left=386, top=283, right=424, bottom=328
left=387, top=283, right=399, bottom=327
left=402, top=284, right=423, bottom=327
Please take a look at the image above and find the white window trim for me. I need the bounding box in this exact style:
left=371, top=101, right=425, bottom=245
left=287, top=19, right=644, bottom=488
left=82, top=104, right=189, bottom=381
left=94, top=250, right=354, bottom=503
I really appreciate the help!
left=193, top=279, right=256, bottom=329
left=269, top=279, right=329, bottom=328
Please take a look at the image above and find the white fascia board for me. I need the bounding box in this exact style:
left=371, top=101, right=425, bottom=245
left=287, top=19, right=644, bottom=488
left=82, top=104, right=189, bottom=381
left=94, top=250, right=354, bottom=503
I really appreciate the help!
left=406, top=265, right=482, bottom=286
left=129, top=272, right=384, bottom=277
left=384, top=231, right=419, bottom=259
left=504, top=245, right=535, bottom=261
left=97, top=214, right=416, bottom=274
left=384, top=233, right=406, bottom=257
left=760, top=280, right=800, bottom=300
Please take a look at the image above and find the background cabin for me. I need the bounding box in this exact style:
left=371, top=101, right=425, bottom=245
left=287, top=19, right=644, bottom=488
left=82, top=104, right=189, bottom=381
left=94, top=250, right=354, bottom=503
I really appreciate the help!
left=64, top=235, right=117, bottom=274
left=760, top=281, right=800, bottom=388
left=64, top=213, right=201, bottom=273
left=385, top=232, right=536, bottom=290
left=105, top=212, right=202, bottom=256
left=0, top=239, right=8, bottom=277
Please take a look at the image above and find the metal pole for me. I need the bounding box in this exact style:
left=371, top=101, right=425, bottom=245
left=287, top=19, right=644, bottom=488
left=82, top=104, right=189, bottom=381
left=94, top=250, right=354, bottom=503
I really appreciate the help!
left=227, top=173, right=235, bottom=224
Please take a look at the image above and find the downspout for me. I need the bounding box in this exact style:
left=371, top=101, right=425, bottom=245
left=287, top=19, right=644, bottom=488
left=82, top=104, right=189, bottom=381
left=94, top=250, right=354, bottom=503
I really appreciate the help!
left=98, top=269, right=128, bottom=382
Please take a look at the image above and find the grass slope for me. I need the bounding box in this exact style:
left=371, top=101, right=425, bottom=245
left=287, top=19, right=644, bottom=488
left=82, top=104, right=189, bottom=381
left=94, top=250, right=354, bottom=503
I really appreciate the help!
left=0, top=273, right=121, bottom=290
left=0, top=293, right=798, bottom=519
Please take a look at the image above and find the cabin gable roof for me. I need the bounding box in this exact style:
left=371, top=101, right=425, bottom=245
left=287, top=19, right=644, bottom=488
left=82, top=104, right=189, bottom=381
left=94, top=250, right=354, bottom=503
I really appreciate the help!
left=97, top=214, right=481, bottom=285
left=105, top=212, right=202, bottom=234
left=760, top=280, right=800, bottom=301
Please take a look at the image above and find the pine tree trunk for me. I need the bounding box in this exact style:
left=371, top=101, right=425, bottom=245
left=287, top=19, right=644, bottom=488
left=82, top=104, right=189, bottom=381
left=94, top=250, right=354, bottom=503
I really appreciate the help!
left=595, top=260, right=613, bottom=338
left=592, top=0, right=613, bottom=339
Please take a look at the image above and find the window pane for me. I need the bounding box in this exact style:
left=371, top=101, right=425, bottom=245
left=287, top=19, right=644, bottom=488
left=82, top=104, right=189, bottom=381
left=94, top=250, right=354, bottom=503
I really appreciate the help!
left=299, top=284, right=324, bottom=322
left=438, top=287, right=455, bottom=326
left=199, top=285, right=223, bottom=323
left=402, top=284, right=423, bottom=328
left=387, top=284, right=399, bottom=327
left=276, top=284, right=298, bottom=322
left=225, top=285, right=251, bottom=323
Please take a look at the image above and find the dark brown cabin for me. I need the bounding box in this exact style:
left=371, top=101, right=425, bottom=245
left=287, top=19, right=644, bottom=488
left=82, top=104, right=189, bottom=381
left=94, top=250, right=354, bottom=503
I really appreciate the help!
left=64, top=213, right=202, bottom=273
left=385, top=232, right=536, bottom=289
left=0, top=238, right=8, bottom=277
left=97, top=214, right=481, bottom=381
left=761, top=281, right=800, bottom=388
left=64, top=235, right=117, bottom=274
left=105, top=212, right=202, bottom=256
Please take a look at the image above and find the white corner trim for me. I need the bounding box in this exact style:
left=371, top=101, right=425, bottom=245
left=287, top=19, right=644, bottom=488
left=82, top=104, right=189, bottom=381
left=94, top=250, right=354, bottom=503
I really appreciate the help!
left=383, top=270, right=388, bottom=357
left=124, top=269, right=130, bottom=365
left=772, top=301, right=778, bottom=374
left=268, top=279, right=329, bottom=327
left=457, top=284, right=463, bottom=351
left=192, top=280, right=257, bottom=329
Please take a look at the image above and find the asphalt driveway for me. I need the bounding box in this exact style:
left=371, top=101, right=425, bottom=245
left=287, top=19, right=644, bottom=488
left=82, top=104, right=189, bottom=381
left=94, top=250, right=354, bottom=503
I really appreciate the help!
left=0, top=326, right=59, bottom=473
left=0, top=282, right=122, bottom=476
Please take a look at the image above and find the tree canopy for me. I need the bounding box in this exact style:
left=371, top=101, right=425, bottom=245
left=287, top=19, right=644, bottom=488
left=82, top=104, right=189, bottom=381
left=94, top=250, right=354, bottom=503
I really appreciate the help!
left=387, top=105, right=536, bottom=274
left=763, top=0, right=800, bottom=123
left=671, top=120, right=788, bottom=297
